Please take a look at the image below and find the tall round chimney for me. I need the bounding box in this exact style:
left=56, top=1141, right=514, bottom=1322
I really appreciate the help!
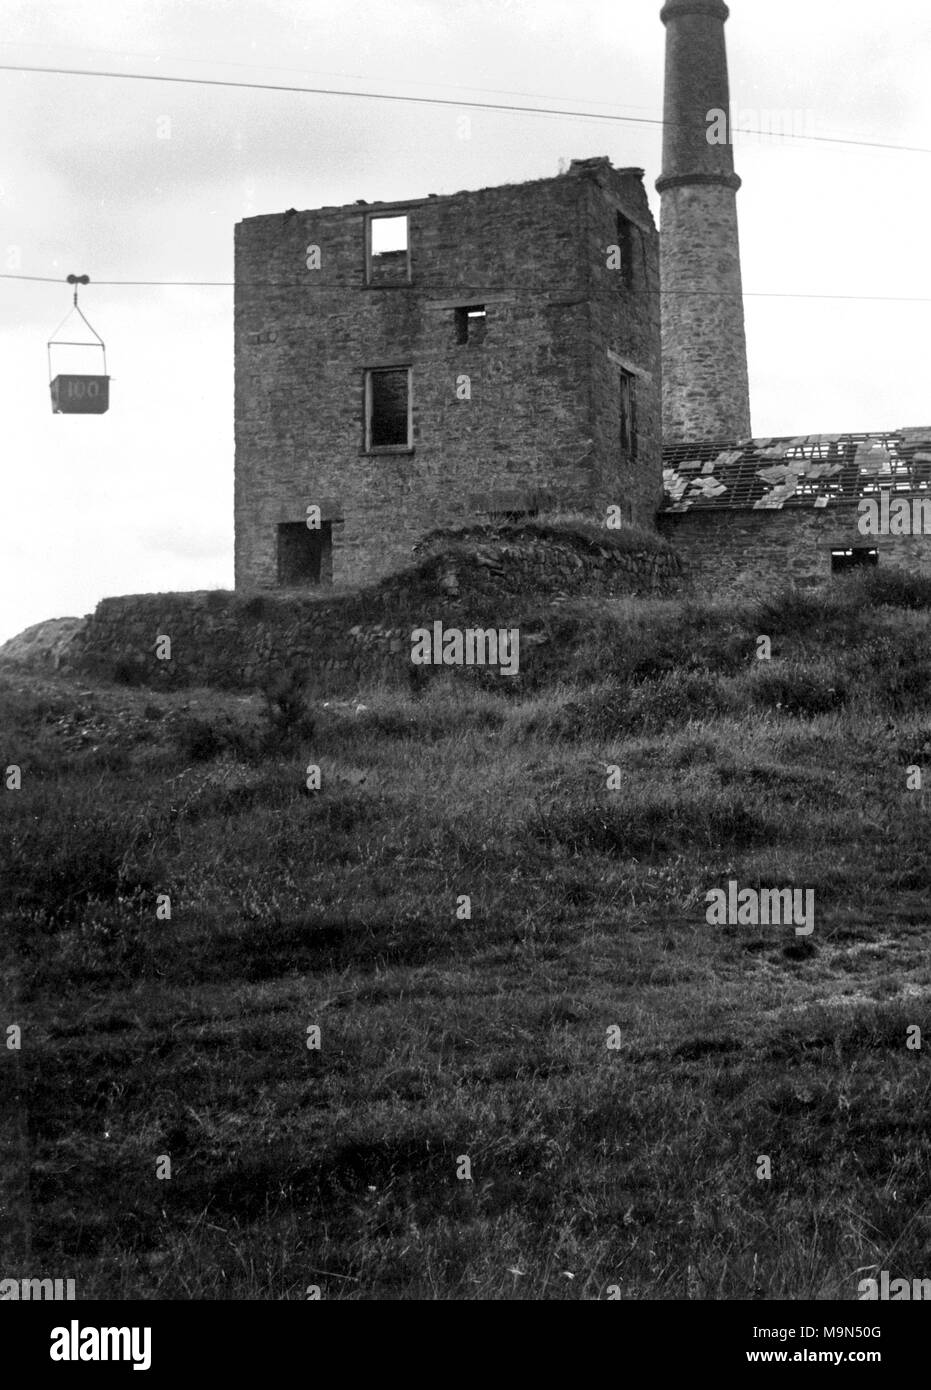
left=657, top=0, right=751, bottom=443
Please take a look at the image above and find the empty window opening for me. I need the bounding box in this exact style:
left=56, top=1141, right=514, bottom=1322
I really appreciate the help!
left=367, top=214, right=409, bottom=284
left=616, top=212, right=635, bottom=287
left=619, top=369, right=637, bottom=457
left=277, top=521, right=332, bottom=586
left=366, top=367, right=412, bottom=450
left=831, top=548, right=878, bottom=573
left=454, top=305, right=487, bottom=345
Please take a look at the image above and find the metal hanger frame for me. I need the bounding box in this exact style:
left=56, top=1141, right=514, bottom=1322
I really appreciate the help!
left=47, top=274, right=108, bottom=378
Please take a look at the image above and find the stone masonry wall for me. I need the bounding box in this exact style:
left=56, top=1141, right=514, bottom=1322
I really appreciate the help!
left=659, top=184, right=751, bottom=444
left=657, top=501, right=931, bottom=597
left=66, top=536, right=683, bottom=694
left=582, top=169, right=664, bottom=528
left=657, top=0, right=751, bottom=444
left=234, top=161, right=661, bottom=591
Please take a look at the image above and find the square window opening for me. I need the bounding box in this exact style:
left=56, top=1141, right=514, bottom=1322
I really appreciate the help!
left=831, top=548, right=878, bottom=573
left=277, top=521, right=332, bottom=586
left=366, top=214, right=409, bottom=284
left=454, top=305, right=487, bottom=345
left=366, top=367, right=412, bottom=450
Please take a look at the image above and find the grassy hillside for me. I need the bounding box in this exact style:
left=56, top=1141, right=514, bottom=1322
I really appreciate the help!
left=2, top=569, right=931, bottom=1299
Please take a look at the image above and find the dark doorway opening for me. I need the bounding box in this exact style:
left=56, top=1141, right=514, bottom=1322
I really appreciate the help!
left=277, top=521, right=332, bottom=585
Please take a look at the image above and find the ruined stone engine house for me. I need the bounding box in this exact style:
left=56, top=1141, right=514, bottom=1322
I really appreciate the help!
left=234, top=0, right=931, bottom=596
left=235, top=159, right=661, bottom=591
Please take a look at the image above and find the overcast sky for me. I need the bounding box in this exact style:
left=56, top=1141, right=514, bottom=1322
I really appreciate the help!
left=1, top=0, right=929, bottom=642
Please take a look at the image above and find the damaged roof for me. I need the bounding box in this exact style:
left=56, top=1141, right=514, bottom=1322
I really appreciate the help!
left=661, top=429, right=931, bottom=512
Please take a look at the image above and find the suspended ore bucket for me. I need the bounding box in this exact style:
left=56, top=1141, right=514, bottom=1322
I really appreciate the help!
left=47, top=275, right=110, bottom=414
left=50, top=373, right=109, bottom=414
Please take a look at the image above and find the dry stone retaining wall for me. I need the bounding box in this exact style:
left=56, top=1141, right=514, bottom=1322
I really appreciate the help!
left=63, top=535, right=685, bottom=693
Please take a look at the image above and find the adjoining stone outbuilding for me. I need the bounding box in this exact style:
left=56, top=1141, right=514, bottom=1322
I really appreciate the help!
left=658, top=429, right=931, bottom=592
left=234, top=156, right=662, bottom=591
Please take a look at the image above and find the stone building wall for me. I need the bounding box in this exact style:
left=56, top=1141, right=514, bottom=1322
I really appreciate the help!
left=234, top=160, right=661, bottom=591
left=66, top=535, right=683, bottom=694
left=657, top=500, right=931, bottom=596
left=581, top=169, right=664, bottom=527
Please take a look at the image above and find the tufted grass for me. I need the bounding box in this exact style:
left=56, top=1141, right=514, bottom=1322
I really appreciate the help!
left=2, top=574, right=931, bottom=1299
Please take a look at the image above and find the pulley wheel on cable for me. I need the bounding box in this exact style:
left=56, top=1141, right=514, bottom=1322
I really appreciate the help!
left=47, top=274, right=110, bottom=414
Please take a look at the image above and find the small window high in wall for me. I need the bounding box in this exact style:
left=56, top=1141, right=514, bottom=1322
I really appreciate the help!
left=831, top=548, right=878, bottom=573
left=277, top=521, right=332, bottom=586
left=454, top=305, right=486, bottom=345
left=366, top=213, right=409, bottom=285
left=365, top=366, right=412, bottom=451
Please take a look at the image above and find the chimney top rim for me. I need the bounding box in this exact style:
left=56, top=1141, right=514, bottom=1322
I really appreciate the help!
left=660, top=0, right=729, bottom=23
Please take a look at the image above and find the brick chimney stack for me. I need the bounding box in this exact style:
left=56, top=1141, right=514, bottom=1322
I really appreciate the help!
left=657, top=0, right=751, bottom=443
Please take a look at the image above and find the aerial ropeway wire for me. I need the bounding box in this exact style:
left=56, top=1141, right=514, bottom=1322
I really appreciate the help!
left=47, top=274, right=110, bottom=414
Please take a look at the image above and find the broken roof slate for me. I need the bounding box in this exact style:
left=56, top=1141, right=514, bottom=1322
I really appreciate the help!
left=661, top=430, right=931, bottom=512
